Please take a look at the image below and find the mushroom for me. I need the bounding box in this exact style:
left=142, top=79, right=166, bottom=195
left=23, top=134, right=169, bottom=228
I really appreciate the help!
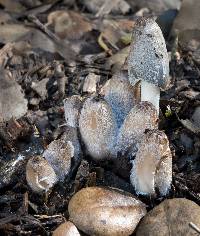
left=116, top=101, right=158, bottom=156
left=68, top=187, right=146, bottom=236
left=128, top=17, right=170, bottom=113
left=43, top=139, right=74, bottom=182
left=63, top=95, right=83, bottom=162
left=130, top=129, right=172, bottom=196
left=79, top=96, right=117, bottom=160
left=26, top=156, right=58, bottom=193
left=100, top=71, right=136, bottom=128
left=63, top=95, right=82, bottom=128
left=52, top=221, right=80, bottom=236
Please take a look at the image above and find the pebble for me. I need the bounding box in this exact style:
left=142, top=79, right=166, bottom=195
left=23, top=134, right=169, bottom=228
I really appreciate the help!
left=68, top=186, right=146, bottom=236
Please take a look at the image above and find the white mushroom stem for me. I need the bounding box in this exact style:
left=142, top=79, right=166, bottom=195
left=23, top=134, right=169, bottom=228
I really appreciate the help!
left=141, top=81, right=160, bottom=114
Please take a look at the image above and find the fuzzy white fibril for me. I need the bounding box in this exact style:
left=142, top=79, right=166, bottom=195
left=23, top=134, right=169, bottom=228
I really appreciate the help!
left=141, top=81, right=160, bottom=113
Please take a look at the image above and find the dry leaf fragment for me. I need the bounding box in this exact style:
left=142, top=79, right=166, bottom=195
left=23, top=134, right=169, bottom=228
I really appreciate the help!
left=0, top=69, right=27, bottom=122
left=47, top=10, right=92, bottom=40
left=82, top=73, right=100, bottom=94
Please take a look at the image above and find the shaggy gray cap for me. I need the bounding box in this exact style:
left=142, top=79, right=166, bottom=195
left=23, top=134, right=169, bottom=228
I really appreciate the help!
left=128, top=17, right=170, bottom=90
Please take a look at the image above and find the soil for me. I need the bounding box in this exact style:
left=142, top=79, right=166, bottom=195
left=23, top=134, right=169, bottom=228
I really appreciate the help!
left=0, top=0, right=200, bottom=235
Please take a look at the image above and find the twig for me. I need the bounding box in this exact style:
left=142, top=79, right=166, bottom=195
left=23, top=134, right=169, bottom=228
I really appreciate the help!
left=189, top=222, right=200, bottom=234
left=28, top=15, right=76, bottom=63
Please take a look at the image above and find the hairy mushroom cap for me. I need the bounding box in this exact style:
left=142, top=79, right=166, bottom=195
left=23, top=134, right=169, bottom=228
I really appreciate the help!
left=79, top=96, right=117, bottom=161
left=100, top=71, right=136, bottom=128
left=52, top=221, right=80, bottom=236
left=128, top=17, right=169, bottom=90
left=26, top=156, right=58, bottom=193
left=43, top=139, right=74, bottom=182
left=68, top=187, right=146, bottom=236
left=130, top=129, right=172, bottom=196
left=116, top=101, right=158, bottom=155
left=0, top=69, right=27, bottom=122
left=64, top=95, right=82, bottom=128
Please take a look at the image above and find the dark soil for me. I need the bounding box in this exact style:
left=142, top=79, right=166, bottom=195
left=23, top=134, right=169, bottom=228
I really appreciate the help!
left=0, top=0, right=200, bottom=235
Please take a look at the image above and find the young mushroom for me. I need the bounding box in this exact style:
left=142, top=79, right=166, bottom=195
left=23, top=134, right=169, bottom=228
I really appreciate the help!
left=64, top=95, right=82, bottom=128
left=43, top=139, right=74, bottom=182
left=100, top=71, right=136, bottom=128
left=26, top=156, right=58, bottom=193
left=130, top=129, right=172, bottom=196
left=116, top=101, right=158, bottom=156
left=128, top=17, right=170, bottom=113
left=79, top=96, right=117, bottom=161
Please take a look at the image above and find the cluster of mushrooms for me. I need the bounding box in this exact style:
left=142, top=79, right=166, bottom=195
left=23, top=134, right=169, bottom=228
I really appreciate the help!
left=26, top=17, right=173, bottom=235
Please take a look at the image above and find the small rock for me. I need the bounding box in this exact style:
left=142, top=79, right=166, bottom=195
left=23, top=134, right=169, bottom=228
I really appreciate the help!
left=136, top=198, right=200, bottom=236
left=52, top=221, right=80, bottom=236
left=82, top=73, right=100, bottom=94
left=68, top=187, right=146, bottom=236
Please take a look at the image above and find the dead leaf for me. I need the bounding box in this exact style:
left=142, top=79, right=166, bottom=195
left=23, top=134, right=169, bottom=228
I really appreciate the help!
left=47, top=10, right=92, bottom=40
left=83, top=0, right=130, bottom=16
left=0, top=24, right=30, bottom=44
left=0, top=0, right=26, bottom=13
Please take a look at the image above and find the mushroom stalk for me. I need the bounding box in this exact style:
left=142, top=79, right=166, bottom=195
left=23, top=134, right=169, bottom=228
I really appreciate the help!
left=141, top=81, right=160, bottom=113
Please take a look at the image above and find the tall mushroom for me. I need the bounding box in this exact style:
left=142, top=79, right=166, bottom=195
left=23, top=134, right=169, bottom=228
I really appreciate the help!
left=128, top=17, right=170, bottom=113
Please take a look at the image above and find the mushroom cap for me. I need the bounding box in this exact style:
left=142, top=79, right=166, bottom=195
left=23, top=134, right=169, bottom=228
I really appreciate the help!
left=130, top=129, right=172, bottom=196
left=100, top=71, right=136, bottom=128
left=79, top=96, right=117, bottom=160
left=26, top=156, right=58, bottom=193
left=128, top=17, right=169, bottom=90
left=43, top=139, right=74, bottom=182
left=63, top=95, right=82, bottom=128
left=116, top=101, right=158, bottom=155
